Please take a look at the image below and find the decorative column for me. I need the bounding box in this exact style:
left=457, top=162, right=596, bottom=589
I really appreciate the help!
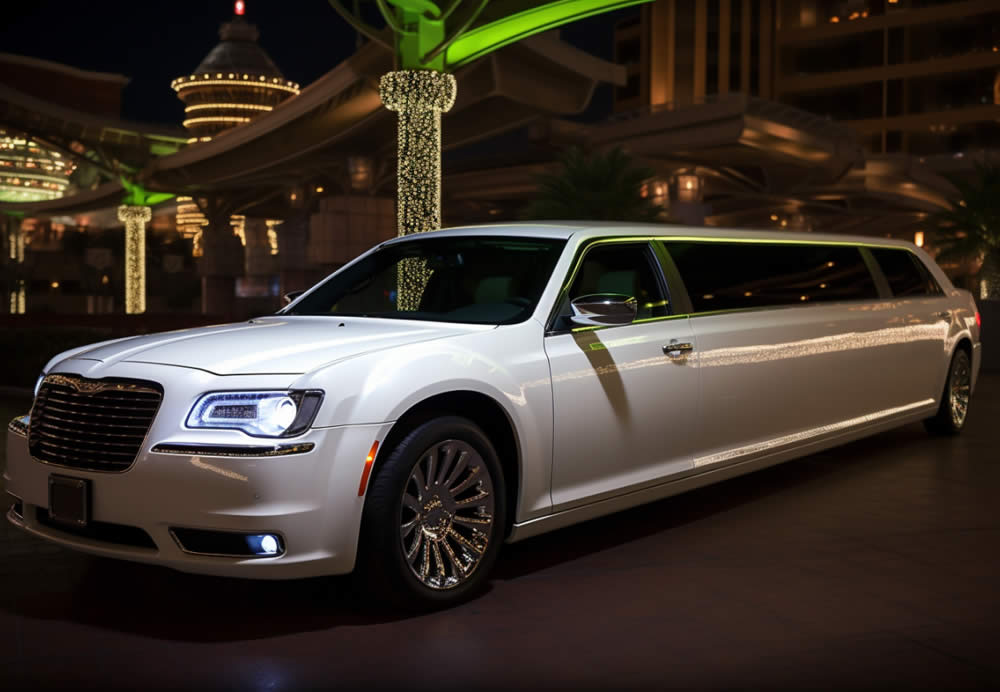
left=5, top=214, right=25, bottom=314
left=117, top=205, right=151, bottom=314
left=378, top=70, right=456, bottom=236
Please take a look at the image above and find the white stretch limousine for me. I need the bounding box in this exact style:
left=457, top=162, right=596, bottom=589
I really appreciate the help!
left=6, top=224, right=982, bottom=607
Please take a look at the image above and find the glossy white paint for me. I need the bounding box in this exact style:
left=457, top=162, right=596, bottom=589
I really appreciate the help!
left=4, top=223, right=982, bottom=579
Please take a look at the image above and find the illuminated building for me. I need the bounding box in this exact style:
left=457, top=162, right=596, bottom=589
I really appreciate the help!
left=613, top=0, right=1000, bottom=156
left=175, top=196, right=209, bottom=256
left=0, top=129, right=75, bottom=202
left=171, top=2, right=299, bottom=141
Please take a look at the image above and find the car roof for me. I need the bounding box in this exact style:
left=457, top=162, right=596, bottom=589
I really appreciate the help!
left=385, top=222, right=919, bottom=251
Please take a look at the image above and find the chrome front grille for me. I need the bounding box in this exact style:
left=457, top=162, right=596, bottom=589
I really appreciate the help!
left=28, top=375, right=163, bottom=472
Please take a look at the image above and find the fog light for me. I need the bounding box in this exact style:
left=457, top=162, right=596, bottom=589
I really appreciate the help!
left=246, top=533, right=281, bottom=555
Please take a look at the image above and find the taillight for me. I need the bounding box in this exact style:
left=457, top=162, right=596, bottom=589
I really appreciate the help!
left=975, top=311, right=981, bottom=329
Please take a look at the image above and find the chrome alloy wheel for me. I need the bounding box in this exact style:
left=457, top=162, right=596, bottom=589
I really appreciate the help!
left=399, top=439, right=495, bottom=590
left=949, top=353, right=972, bottom=427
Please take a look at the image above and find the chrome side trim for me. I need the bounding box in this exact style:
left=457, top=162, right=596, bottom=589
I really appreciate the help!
left=693, top=398, right=935, bottom=468
left=509, top=402, right=933, bottom=543
left=151, top=442, right=316, bottom=458
left=7, top=415, right=29, bottom=438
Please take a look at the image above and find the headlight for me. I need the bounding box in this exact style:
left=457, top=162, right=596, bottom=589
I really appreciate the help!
left=34, top=374, right=45, bottom=399
left=186, top=390, right=324, bottom=438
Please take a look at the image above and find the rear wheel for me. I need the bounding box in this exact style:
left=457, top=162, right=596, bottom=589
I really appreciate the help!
left=924, top=349, right=972, bottom=435
left=357, top=416, right=505, bottom=610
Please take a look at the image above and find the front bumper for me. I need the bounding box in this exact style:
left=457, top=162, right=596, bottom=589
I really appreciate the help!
left=5, top=420, right=391, bottom=579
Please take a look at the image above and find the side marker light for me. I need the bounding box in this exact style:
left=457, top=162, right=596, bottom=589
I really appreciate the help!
left=357, top=441, right=380, bottom=496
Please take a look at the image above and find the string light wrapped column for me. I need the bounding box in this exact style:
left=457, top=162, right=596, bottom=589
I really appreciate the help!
left=379, top=70, right=456, bottom=236
left=117, top=205, right=151, bottom=314
left=379, top=70, right=456, bottom=311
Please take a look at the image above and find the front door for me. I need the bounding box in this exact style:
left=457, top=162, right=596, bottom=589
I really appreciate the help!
left=544, top=241, right=700, bottom=511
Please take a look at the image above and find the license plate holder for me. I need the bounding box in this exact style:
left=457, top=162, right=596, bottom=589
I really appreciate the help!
left=48, top=475, right=90, bottom=527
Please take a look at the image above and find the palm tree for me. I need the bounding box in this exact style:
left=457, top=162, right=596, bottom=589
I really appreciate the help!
left=931, top=161, right=1000, bottom=299
left=523, top=147, right=664, bottom=222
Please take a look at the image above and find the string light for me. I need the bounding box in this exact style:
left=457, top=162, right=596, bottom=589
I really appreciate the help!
left=231, top=214, right=247, bottom=246
left=379, top=70, right=456, bottom=237
left=171, top=77, right=299, bottom=93
left=176, top=196, right=208, bottom=257
left=184, top=103, right=274, bottom=112
left=379, top=70, right=457, bottom=310
left=265, top=219, right=281, bottom=255
left=118, top=205, right=151, bottom=314
left=0, top=129, right=75, bottom=202
left=182, top=116, right=253, bottom=128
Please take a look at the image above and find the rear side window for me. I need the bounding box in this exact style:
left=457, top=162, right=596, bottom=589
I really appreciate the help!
left=664, top=241, right=879, bottom=313
left=870, top=248, right=943, bottom=297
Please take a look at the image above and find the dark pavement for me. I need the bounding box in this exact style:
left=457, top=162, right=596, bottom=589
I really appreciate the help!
left=1, top=376, right=999, bottom=691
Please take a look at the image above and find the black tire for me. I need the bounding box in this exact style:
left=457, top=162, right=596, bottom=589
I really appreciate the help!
left=924, top=349, right=972, bottom=436
left=356, top=415, right=506, bottom=610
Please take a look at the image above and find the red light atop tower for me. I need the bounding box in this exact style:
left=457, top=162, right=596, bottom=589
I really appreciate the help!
left=235, top=1, right=245, bottom=16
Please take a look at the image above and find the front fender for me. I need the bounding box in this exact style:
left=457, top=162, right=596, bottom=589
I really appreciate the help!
left=294, top=320, right=554, bottom=520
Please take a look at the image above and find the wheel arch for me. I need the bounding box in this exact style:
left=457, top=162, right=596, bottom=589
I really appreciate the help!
left=369, top=390, right=522, bottom=538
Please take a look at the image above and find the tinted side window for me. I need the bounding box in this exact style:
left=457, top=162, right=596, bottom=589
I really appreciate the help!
left=870, top=248, right=943, bottom=297
left=561, top=243, right=670, bottom=325
left=664, top=242, right=879, bottom=313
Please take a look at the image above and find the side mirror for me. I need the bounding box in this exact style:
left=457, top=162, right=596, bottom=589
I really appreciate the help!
left=569, top=294, right=637, bottom=327
left=282, top=290, right=305, bottom=306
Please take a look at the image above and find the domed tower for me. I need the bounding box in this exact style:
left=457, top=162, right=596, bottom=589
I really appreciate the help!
left=171, top=1, right=299, bottom=142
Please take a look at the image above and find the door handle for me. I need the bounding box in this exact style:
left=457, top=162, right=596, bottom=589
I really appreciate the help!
left=663, top=341, right=694, bottom=358
left=933, top=310, right=951, bottom=320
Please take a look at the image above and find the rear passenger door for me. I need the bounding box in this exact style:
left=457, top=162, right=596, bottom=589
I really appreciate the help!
left=544, top=241, right=699, bottom=511
left=867, top=247, right=950, bottom=406
left=662, top=240, right=895, bottom=469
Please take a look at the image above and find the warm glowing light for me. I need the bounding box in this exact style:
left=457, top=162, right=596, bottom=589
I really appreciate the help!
left=800, top=295, right=808, bottom=301
left=315, top=186, right=324, bottom=193
left=265, top=219, right=281, bottom=256
left=118, top=205, right=151, bottom=314
left=183, top=103, right=273, bottom=113
left=231, top=215, right=247, bottom=246
left=49, top=281, right=59, bottom=289
left=819, top=283, right=827, bottom=289
left=172, top=78, right=299, bottom=94
left=290, top=192, right=297, bottom=201
left=830, top=16, right=840, bottom=22
left=357, top=440, right=380, bottom=496
left=379, top=70, right=457, bottom=237
left=235, top=0, right=245, bottom=15
left=182, top=116, right=252, bottom=128
left=770, top=214, right=778, bottom=221
left=744, top=291, right=753, bottom=297
left=101, top=274, right=110, bottom=285
left=914, top=231, right=924, bottom=247
left=780, top=219, right=788, bottom=227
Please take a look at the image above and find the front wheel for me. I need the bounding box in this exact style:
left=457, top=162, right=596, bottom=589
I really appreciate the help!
left=356, top=416, right=506, bottom=609
left=924, top=349, right=972, bottom=435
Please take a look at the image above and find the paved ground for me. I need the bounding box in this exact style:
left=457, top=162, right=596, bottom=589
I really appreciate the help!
left=1, top=377, right=999, bottom=691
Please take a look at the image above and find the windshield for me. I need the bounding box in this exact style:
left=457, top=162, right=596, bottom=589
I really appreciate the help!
left=286, top=235, right=566, bottom=324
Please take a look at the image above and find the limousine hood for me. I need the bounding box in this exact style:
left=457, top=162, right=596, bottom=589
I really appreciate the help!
left=56, top=316, right=484, bottom=376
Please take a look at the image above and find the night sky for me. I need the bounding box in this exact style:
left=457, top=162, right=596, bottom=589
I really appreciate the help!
left=0, top=1, right=631, bottom=128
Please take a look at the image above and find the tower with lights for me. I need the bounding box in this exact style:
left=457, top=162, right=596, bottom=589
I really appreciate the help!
left=171, top=1, right=299, bottom=143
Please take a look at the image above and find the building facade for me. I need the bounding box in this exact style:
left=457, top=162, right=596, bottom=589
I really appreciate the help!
left=614, top=0, right=1000, bottom=155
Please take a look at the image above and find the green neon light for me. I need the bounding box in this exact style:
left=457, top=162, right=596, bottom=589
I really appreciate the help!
left=445, top=0, right=654, bottom=70
left=120, top=177, right=174, bottom=207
